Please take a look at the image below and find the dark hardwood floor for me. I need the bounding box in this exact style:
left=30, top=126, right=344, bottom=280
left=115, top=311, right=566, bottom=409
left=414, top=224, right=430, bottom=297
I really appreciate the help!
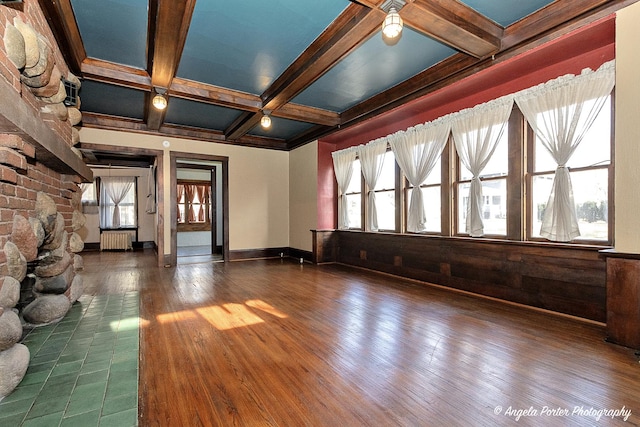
left=80, top=250, right=640, bottom=426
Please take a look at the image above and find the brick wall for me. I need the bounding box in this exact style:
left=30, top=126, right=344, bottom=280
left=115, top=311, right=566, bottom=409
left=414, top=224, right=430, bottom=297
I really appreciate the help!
left=0, top=134, right=81, bottom=275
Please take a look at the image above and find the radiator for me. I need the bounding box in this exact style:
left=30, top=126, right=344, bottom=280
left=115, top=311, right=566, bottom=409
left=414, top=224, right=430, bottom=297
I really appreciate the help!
left=100, top=232, right=133, bottom=251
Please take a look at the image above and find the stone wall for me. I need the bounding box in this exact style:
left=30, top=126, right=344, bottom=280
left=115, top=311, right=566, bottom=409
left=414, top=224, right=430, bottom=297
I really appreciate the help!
left=0, top=0, right=77, bottom=146
left=0, top=0, right=87, bottom=401
left=0, top=133, right=86, bottom=400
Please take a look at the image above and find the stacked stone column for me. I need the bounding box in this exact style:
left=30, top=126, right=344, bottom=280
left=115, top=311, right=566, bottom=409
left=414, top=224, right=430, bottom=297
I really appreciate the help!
left=0, top=192, right=86, bottom=400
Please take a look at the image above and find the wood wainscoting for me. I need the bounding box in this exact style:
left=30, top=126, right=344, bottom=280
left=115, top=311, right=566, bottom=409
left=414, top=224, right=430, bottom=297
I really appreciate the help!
left=312, top=230, right=607, bottom=322
left=229, top=247, right=312, bottom=262
left=601, top=250, right=640, bottom=350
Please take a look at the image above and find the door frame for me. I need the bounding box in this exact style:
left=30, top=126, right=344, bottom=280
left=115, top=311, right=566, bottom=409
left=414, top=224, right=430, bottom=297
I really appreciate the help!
left=170, top=152, right=229, bottom=266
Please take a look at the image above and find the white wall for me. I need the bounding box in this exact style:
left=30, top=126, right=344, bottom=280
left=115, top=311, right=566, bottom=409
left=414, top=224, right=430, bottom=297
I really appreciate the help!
left=79, top=128, right=290, bottom=254
left=177, top=231, right=211, bottom=247
left=81, top=167, right=156, bottom=244
left=289, top=141, right=318, bottom=252
left=615, top=2, right=640, bottom=253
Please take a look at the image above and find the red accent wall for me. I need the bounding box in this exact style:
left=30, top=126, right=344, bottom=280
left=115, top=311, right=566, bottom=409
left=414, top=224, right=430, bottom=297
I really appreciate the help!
left=317, top=141, right=336, bottom=230
left=317, top=16, right=615, bottom=229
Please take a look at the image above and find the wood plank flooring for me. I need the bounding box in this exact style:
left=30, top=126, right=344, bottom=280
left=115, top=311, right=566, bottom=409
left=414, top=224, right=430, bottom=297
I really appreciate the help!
left=80, top=250, right=640, bottom=426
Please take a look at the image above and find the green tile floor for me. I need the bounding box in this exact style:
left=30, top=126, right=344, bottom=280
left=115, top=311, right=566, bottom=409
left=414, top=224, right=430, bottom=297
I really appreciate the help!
left=0, top=292, right=139, bottom=427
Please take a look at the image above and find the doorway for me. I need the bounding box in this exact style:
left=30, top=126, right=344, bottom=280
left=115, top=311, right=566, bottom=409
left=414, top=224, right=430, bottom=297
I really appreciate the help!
left=171, top=153, right=229, bottom=266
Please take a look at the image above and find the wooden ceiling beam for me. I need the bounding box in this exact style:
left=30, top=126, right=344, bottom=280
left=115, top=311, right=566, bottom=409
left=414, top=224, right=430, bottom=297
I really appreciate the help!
left=502, top=0, right=611, bottom=49
left=81, top=113, right=288, bottom=150
left=224, top=112, right=264, bottom=141
left=216, top=3, right=384, bottom=142
left=286, top=125, right=337, bottom=150
left=401, top=0, right=502, bottom=58
left=145, top=0, right=196, bottom=131
left=81, top=58, right=151, bottom=90
left=149, top=0, right=196, bottom=89
left=274, top=104, right=340, bottom=127
left=170, top=78, right=262, bottom=112
left=340, top=53, right=481, bottom=125
left=37, top=0, right=86, bottom=74
left=76, top=62, right=341, bottom=127
left=262, top=3, right=385, bottom=111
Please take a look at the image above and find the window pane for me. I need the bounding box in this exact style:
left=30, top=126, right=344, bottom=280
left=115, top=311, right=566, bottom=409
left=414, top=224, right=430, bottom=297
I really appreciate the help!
left=457, top=179, right=506, bottom=235
left=570, top=97, right=611, bottom=168
left=346, top=160, right=361, bottom=194
left=346, top=194, right=361, bottom=229
left=534, top=97, right=611, bottom=172
left=531, top=174, right=554, bottom=237
left=534, top=142, right=557, bottom=173
left=533, top=169, right=608, bottom=240
left=457, top=182, right=470, bottom=233
left=483, top=179, right=507, bottom=235
left=123, top=188, right=135, bottom=204
left=423, top=160, right=441, bottom=186
left=460, top=124, right=508, bottom=180
left=408, top=186, right=441, bottom=233
left=423, top=186, right=441, bottom=233
left=119, top=205, right=136, bottom=227
left=81, top=182, right=97, bottom=203
left=375, top=151, right=395, bottom=191
left=574, top=169, right=608, bottom=240
left=375, top=190, right=395, bottom=230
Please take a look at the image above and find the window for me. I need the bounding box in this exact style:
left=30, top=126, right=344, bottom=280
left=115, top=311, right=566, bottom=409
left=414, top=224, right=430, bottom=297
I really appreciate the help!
left=455, top=123, right=509, bottom=236
left=530, top=96, right=612, bottom=242
left=80, top=180, right=99, bottom=214
left=373, top=151, right=397, bottom=231
left=332, top=67, right=613, bottom=246
left=344, top=159, right=362, bottom=229
left=80, top=180, right=97, bottom=204
left=100, top=176, right=137, bottom=229
left=177, top=181, right=211, bottom=231
left=406, top=157, right=441, bottom=233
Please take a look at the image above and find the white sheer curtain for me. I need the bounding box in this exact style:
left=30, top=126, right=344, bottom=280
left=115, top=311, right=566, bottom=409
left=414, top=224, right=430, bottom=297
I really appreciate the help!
left=389, top=118, right=450, bottom=232
left=100, top=176, right=134, bottom=228
left=332, top=147, right=358, bottom=229
left=359, top=138, right=388, bottom=231
left=451, top=97, right=513, bottom=237
left=79, top=182, right=93, bottom=199
left=515, top=61, right=615, bottom=241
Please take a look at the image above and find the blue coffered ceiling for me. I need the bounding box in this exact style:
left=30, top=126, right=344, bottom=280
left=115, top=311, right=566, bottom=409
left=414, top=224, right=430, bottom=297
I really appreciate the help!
left=40, top=0, right=610, bottom=152
left=292, top=27, right=456, bottom=112
left=459, top=0, right=555, bottom=26
left=70, top=0, right=148, bottom=70
left=177, top=0, right=348, bottom=96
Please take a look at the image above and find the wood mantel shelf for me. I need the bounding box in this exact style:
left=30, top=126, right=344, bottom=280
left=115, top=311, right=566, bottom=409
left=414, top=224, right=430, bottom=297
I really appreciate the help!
left=0, top=77, right=93, bottom=182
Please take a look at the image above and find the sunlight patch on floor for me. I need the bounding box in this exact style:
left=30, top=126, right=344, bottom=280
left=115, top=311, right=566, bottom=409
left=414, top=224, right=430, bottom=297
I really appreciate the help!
left=153, top=299, right=288, bottom=330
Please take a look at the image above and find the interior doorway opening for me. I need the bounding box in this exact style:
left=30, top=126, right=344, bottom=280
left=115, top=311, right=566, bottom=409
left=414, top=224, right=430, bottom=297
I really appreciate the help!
left=171, top=154, right=229, bottom=266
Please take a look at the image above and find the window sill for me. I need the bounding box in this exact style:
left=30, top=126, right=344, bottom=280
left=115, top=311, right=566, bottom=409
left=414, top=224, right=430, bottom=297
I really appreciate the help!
left=334, top=229, right=612, bottom=251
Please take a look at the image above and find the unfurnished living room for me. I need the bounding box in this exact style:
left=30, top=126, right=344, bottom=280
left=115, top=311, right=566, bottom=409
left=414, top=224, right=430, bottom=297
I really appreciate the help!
left=1, top=0, right=640, bottom=426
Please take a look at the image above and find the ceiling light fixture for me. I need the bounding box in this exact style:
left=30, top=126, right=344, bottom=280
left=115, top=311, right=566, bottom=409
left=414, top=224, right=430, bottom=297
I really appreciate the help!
left=152, top=91, right=167, bottom=110
left=261, top=113, right=271, bottom=129
left=380, top=0, right=405, bottom=40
